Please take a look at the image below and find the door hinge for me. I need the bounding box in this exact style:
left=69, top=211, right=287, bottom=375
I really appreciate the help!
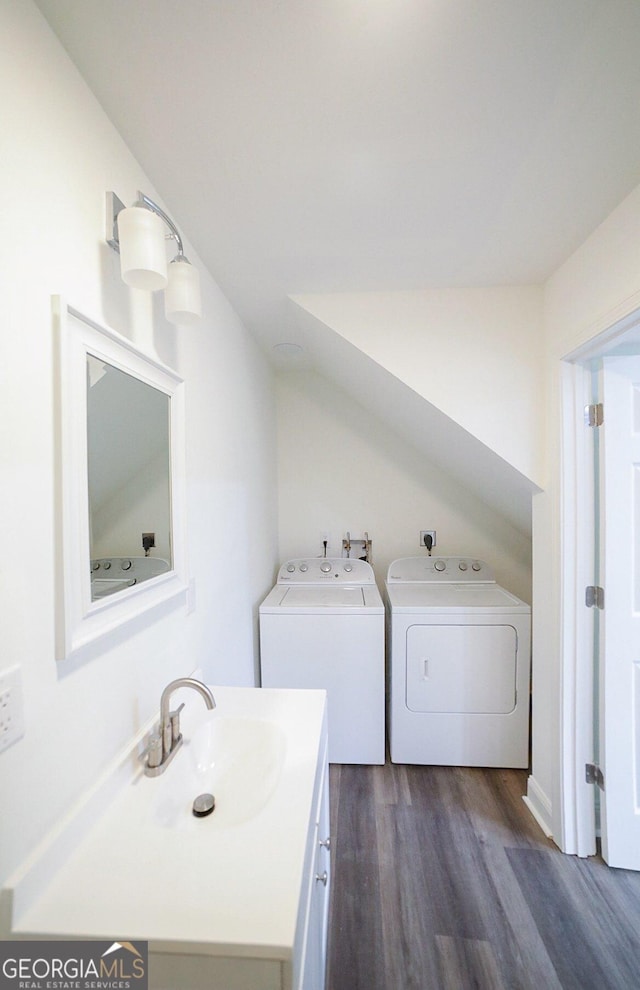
left=585, top=763, right=605, bottom=789
left=585, top=585, right=604, bottom=609
left=584, top=402, right=604, bottom=427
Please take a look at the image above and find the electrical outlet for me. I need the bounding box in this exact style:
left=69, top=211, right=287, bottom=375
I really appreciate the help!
left=0, top=665, right=25, bottom=754
left=420, top=530, right=436, bottom=548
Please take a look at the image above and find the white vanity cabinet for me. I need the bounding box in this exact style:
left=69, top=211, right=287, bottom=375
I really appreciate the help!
left=293, top=747, right=331, bottom=990
left=1, top=687, right=330, bottom=990
left=150, top=726, right=331, bottom=990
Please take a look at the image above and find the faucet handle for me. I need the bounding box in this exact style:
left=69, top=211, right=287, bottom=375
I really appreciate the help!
left=170, top=702, right=185, bottom=745
left=146, top=733, right=163, bottom=770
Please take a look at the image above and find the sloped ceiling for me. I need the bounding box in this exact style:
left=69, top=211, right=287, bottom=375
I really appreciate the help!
left=288, top=300, right=538, bottom=534
left=34, top=1, right=640, bottom=533
left=35, top=0, right=640, bottom=349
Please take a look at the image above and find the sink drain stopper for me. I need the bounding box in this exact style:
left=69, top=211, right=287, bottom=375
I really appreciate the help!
left=192, top=792, right=216, bottom=818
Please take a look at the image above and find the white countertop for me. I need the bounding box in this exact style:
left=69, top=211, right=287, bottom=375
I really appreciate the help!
left=5, top=686, right=327, bottom=959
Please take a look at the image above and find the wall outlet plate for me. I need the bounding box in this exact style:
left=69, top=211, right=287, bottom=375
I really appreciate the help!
left=420, top=530, right=436, bottom=548
left=0, top=665, right=25, bottom=753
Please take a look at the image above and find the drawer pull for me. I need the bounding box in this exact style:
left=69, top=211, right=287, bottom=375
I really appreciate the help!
left=319, top=836, right=331, bottom=850
left=315, top=871, right=328, bottom=886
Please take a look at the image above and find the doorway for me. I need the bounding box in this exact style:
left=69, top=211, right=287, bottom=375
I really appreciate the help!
left=561, top=308, right=640, bottom=870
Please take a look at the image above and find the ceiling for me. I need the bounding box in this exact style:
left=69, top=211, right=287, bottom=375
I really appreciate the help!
left=36, top=0, right=640, bottom=356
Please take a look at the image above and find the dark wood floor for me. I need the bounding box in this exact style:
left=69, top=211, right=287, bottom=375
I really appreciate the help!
left=326, top=761, right=640, bottom=990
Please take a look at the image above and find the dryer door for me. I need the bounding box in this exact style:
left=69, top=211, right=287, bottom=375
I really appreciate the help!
left=406, top=623, right=517, bottom=714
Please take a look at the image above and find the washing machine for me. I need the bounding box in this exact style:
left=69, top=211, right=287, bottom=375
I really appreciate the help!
left=259, top=557, right=385, bottom=764
left=386, top=556, right=531, bottom=768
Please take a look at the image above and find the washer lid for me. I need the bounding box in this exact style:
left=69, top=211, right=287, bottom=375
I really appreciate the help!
left=278, top=586, right=366, bottom=607
left=386, top=582, right=530, bottom=612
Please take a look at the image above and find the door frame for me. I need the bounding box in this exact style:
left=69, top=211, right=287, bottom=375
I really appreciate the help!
left=559, top=360, right=597, bottom=856
left=560, top=306, right=640, bottom=856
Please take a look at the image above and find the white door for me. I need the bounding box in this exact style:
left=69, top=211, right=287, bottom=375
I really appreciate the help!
left=599, top=355, right=640, bottom=869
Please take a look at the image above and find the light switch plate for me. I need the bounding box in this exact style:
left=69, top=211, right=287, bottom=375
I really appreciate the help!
left=186, top=578, right=196, bottom=615
left=0, top=665, right=25, bottom=753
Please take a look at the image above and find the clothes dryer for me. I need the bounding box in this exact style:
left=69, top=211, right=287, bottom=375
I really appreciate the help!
left=260, top=558, right=385, bottom=764
left=386, top=556, right=531, bottom=768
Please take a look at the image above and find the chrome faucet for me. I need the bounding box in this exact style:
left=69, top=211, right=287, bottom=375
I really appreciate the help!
left=144, top=677, right=216, bottom=777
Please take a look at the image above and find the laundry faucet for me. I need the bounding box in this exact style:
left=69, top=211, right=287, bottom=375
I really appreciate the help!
left=144, top=677, right=216, bottom=777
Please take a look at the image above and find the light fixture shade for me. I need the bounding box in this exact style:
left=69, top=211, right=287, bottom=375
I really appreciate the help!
left=118, top=206, right=168, bottom=290
left=165, top=257, right=201, bottom=325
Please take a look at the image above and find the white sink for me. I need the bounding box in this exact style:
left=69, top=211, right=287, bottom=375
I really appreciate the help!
left=152, top=713, right=287, bottom=829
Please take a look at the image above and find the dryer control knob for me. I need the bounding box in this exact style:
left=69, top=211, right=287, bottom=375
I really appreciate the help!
left=472, top=561, right=482, bottom=572
left=286, top=564, right=295, bottom=573
left=344, top=564, right=353, bottom=572
left=458, top=561, right=468, bottom=571
left=320, top=561, right=332, bottom=572
left=121, top=559, right=132, bottom=571
left=434, top=560, right=446, bottom=572
left=299, top=563, right=308, bottom=572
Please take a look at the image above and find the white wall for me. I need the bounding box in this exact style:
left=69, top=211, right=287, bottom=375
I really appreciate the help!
left=529, top=183, right=640, bottom=846
left=0, top=0, right=278, bottom=886
left=276, top=371, right=532, bottom=603
left=291, top=286, right=545, bottom=487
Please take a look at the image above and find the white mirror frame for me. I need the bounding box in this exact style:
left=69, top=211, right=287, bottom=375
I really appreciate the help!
left=53, top=297, right=188, bottom=660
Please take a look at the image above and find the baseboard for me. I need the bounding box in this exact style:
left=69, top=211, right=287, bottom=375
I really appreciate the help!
left=522, top=774, right=553, bottom=838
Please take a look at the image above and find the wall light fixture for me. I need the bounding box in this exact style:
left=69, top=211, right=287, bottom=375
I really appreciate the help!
left=106, top=191, right=201, bottom=325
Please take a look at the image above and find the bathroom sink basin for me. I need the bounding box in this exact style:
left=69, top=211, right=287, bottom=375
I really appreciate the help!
left=151, top=714, right=287, bottom=829
left=4, top=686, right=328, bottom=961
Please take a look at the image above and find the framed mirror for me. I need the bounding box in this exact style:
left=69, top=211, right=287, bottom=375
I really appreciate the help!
left=53, top=298, right=187, bottom=660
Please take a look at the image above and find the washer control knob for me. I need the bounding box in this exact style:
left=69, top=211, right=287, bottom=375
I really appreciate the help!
left=344, top=564, right=353, bottom=572
left=434, top=560, right=446, bottom=572
left=121, top=559, right=132, bottom=571
left=92, top=561, right=100, bottom=572
left=299, top=563, right=308, bottom=572
left=286, top=564, right=295, bottom=573
left=458, top=561, right=468, bottom=571
left=472, top=561, right=482, bottom=572
left=320, top=561, right=332, bottom=573
left=103, top=561, right=111, bottom=570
